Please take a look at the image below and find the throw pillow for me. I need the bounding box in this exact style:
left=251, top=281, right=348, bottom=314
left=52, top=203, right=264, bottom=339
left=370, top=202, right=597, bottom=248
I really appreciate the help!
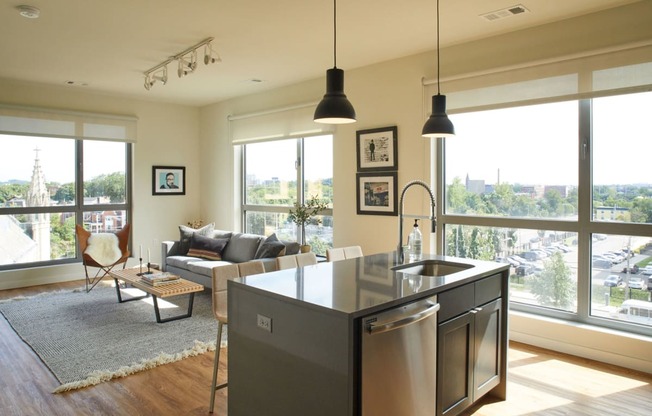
left=179, top=223, right=215, bottom=255
left=281, top=240, right=301, bottom=256
left=187, top=234, right=229, bottom=260
left=254, top=233, right=286, bottom=259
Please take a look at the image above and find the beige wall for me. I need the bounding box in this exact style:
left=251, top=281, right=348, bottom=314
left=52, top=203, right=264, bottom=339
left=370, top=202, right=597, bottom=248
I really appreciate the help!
left=0, top=79, right=201, bottom=288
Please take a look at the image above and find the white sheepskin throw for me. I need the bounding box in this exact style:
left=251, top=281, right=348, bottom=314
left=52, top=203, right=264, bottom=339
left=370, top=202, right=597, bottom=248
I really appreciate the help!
left=85, top=233, right=122, bottom=266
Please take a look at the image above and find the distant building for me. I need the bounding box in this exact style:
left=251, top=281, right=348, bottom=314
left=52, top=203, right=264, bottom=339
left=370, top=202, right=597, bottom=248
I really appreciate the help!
left=465, top=174, right=485, bottom=195
left=594, top=206, right=630, bottom=221
left=544, top=185, right=569, bottom=198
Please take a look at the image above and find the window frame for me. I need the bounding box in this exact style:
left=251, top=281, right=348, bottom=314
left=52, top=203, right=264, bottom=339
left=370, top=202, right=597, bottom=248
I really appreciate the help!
left=437, top=95, right=652, bottom=337
left=241, top=135, right=333, bottom=250
left=0, top=138, right=132, bottom=271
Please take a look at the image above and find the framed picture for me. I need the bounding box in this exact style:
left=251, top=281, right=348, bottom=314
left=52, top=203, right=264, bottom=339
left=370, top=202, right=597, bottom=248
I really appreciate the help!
left=152, top=166, right=185, bottom=195
left=356, top=172, right=398, bottom=216
left=356, top=126, right=398, bottom=172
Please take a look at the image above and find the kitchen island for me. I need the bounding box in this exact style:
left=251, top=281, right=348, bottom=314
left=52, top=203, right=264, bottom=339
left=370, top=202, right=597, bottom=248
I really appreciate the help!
left=227, top=252, right=509, bottom=416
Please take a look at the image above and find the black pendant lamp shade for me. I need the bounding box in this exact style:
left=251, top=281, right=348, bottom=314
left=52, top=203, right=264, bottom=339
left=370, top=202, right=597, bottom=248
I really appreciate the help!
left=422, top=94, right=455, bottom=138
left=422, top=0, right=455, bottom=138
left=314, top=0, right=356, bottom=124
left=314, top=67, right=356, bottom=124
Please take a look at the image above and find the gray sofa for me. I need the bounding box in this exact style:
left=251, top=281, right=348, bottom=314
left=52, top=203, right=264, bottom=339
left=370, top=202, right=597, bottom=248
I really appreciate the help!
left=161, top=227, right=300, bottom=288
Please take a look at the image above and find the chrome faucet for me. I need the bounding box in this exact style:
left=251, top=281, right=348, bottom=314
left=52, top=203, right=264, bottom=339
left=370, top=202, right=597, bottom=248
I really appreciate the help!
left=397, top=180, right=437, bottom=263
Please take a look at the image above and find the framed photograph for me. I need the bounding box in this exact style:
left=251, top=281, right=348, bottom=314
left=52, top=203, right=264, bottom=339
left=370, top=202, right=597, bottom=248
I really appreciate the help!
left=356, top=126, right=398, bottom=172
left=152, top=166, right=185, bottom=196
left=356, top=172, right=398, bottom=216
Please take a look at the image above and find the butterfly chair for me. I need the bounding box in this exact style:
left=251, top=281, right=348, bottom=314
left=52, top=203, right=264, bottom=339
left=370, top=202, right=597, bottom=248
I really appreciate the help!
left=76, top=223, right=131, bottom=293
left=326, top=245, right=363, bottom=262
left=209, top=260, right=266, bottom=414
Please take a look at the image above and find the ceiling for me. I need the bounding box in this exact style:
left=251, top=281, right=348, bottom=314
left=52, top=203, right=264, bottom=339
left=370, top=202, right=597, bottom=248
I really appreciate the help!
left=0, top=0, right=639, bottom=107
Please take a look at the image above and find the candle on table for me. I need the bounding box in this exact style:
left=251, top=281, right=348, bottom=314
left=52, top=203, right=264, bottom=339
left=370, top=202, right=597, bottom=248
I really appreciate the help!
left=148, top=248, right=151, bottom=263
left=139, top=245, right=142, bottom=259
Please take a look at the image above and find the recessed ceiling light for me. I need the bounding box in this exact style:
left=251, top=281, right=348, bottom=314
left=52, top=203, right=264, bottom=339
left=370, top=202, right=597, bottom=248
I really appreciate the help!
left=16, top=5, right=40, bottom=19
left=64, top=80, right=89, bottom=87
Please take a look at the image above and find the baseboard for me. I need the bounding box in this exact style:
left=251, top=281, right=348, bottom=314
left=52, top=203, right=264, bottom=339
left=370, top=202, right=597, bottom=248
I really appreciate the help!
left=510, top=310, right=652, bottom=375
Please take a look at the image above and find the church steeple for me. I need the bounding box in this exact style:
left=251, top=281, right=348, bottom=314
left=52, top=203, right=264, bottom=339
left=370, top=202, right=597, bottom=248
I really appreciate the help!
left=27, top=147, right=50, bottom=207
left=26, top=147, right=51, bottom=261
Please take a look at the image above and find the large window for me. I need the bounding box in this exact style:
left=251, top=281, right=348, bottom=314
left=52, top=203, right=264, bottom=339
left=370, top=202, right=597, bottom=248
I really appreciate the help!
left=242, top=135, right=333, bottom=256
left=442, top=91, right=652, bottom=336
left=0, top=135, right=131, bottom=269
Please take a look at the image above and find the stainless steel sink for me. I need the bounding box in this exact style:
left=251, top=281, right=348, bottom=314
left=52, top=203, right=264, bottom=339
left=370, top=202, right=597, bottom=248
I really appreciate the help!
left=393, top=260, right=473, bottom=276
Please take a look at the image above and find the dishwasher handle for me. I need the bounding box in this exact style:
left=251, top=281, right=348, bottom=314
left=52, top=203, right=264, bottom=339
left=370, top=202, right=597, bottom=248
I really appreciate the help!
left=367, top=302, right=440, bottom=335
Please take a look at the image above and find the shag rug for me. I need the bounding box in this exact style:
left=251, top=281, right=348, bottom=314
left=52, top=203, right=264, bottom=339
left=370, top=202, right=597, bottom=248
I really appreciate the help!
left=0, top=285, right=222, bottom=393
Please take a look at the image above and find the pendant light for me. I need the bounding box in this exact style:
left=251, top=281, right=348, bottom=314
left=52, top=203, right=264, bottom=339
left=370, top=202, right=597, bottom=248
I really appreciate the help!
left=422, top=0, right=455, bottom=138
left=314, top=0, right=356, bottom=124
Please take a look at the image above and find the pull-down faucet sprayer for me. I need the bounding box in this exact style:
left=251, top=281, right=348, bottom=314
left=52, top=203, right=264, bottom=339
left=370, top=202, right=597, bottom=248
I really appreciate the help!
left=397, top=180, right=436, bottom=263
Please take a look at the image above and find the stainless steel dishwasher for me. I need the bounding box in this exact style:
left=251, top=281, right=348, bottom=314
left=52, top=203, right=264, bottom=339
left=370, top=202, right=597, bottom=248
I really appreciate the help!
left=361, top=295, right=440, bottom=416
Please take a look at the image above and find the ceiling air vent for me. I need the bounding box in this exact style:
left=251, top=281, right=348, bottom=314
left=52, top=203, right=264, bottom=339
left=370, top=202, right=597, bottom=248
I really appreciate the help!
left=480, top=4, right=529, bottom=22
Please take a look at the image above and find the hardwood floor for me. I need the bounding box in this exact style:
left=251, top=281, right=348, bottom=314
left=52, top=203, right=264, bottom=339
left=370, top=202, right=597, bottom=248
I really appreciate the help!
left=1, top=280, right=651, bottom=416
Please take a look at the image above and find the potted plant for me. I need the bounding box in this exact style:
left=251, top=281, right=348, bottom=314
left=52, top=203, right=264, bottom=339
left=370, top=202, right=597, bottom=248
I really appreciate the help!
left=288, top=195, right=328, bottom=252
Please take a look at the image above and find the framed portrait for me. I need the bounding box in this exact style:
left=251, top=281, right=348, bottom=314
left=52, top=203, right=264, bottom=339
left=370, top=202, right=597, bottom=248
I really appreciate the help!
left=356, top=172, right=398, bottom=216
left=356, top=126, right=398, bottom=172
left=152, top=166, right=185, bottom=196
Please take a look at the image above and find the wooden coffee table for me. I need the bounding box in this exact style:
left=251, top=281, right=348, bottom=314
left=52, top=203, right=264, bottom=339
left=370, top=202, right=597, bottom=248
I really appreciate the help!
left=109, top=267, right=204, bottom=323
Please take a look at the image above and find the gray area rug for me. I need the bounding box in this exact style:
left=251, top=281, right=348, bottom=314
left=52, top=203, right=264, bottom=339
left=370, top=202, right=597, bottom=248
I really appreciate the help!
left=0, top=285, right=221, bottom=393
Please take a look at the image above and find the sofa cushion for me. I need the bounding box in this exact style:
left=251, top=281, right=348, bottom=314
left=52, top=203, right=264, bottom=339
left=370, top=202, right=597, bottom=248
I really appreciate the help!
left=178, top=223, right=215, bottom=255
left=166, top=255, right=205, bottom=269
left=222, top=232, right=263, bottom=263
left=254, top=233, right=286, bottom=259
left=186, top=260, right=233, bottom=277
left=187, top=234, right=229, bottom=260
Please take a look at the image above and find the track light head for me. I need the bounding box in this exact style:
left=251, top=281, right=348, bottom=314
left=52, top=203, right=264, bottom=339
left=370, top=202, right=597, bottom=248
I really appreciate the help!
left=143, top=66, right=168, bottom=91
left=177, top=50, right=197, bottom=77
left=204, top=43, right=221, bottom=65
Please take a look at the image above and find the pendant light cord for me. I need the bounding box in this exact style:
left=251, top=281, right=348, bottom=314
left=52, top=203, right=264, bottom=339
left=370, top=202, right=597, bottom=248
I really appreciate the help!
left=333, top=0, right=337, bottom=68
left=437, top=0, right=441, bottom=95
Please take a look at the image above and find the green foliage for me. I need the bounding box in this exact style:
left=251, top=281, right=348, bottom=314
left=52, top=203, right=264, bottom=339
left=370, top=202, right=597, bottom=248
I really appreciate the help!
left=50, top=215, right=76, bottom=259
left=53, top=183, right=75, bottom=203
left=530, top=252, right=576, bottom=309
left=84, top=172, right=126, bottom=203
left=288, top=195, right=328, bottom=245
left=0, top=183, right=29, bottom=203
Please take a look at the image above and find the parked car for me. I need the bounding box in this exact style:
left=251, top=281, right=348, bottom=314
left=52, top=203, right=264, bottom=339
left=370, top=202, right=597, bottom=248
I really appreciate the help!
left=641, top=266, right=652, bottom=276
left=516, top=264, right=534, bottom=276
left=603, top=275, right=622, bottom=287
left=628, top=277, right=647, bottom=290
left=592, top=259, right=612, bottom=269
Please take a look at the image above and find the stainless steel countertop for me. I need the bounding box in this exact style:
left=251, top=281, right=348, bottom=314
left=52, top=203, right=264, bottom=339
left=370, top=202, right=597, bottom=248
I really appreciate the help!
left=230, top=251, right=509, bottom=318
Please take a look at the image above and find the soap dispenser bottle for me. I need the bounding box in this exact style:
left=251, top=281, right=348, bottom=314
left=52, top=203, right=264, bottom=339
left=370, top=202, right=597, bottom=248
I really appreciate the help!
left=408, top=219, right=422, bottom=260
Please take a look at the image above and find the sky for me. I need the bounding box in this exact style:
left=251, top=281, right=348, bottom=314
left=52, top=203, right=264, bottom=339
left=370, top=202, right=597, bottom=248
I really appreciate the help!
left=446, top=92, right=652, bottom=186
left=0, top=135, right=125, bottom=184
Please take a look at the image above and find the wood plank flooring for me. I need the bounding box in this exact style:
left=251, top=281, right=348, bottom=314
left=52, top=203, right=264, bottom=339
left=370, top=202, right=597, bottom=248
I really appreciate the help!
left=1, top=280, right=651, bottom=416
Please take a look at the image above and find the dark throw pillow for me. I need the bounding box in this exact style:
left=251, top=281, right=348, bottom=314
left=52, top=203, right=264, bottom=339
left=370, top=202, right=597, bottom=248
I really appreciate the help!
left=178, top=223, right=215, bottom=255
left=254, top=233, right=286, bottom=259
left=187, top=234, right=229, bottom=260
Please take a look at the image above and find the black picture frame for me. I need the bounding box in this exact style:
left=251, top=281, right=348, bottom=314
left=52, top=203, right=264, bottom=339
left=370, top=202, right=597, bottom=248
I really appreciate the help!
left=356, top=172, right=398, bottom=216
left=356, top=126, right=398, bottom=172
left=152, top=166, right=185, bottom=195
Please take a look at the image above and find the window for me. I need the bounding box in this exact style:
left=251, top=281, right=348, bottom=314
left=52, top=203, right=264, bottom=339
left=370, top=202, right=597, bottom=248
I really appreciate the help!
left=0, top=135, right=131, bottom=269
left=442, top=91, right=652, bottom=336
left=242, top=135, right=333, bottom=256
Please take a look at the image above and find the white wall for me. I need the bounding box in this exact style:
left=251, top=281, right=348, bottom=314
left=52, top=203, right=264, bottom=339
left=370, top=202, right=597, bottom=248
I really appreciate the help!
left=0, top=78, right=201, bottom=289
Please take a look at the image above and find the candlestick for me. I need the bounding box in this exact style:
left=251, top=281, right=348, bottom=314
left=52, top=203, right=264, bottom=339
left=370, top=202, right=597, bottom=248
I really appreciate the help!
left=139, top=245, right=142, bottom=259
left=148, top=248, right=151, bottom=263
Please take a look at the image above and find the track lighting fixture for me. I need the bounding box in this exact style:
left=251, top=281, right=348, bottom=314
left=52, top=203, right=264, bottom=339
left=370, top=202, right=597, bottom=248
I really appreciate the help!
left=143, top=37, right=219, bottom=91
left=314, top=0, right=356, bottom=124
left=422, top=0, right=455, bottom=138
left=144, top=66, right=168, bottom=91
left=177, top=50, right=197, bottom=78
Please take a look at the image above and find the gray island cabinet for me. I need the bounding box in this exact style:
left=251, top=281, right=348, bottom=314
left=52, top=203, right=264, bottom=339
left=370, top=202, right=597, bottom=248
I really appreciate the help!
left=228, top=252, right=509, bottom=416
